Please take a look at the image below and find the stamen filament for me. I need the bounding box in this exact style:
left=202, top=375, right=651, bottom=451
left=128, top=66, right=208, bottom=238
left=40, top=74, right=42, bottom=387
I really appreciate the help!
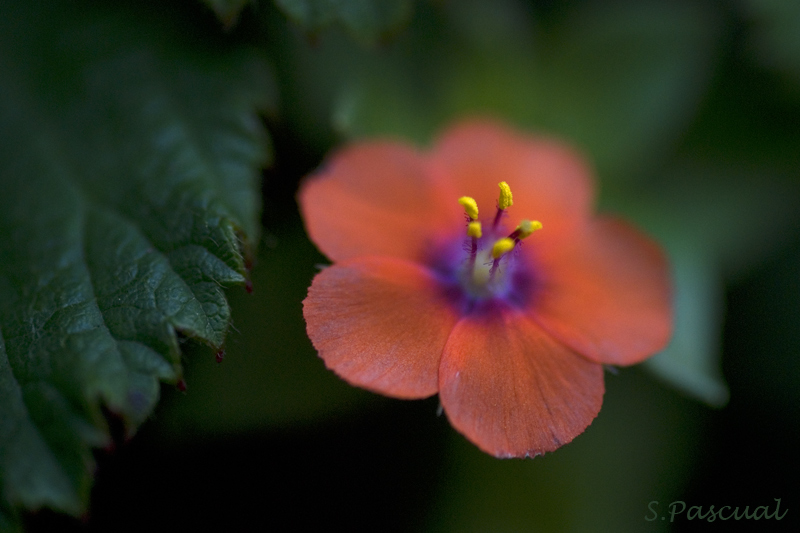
left=464, top=221, right=482, bottom=280
left=489, top=258, right=502, bottom=281
left=492, top=208, right=504, bottom=230
left=467, top=237, right=478, bottom=273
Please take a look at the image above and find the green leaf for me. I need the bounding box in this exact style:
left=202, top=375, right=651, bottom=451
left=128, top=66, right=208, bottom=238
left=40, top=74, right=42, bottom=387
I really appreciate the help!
left=0, top=0, right=273, bottom=521
left=274, top=0, right=414, bottom=44
left=644, top=246, right=729, bottom=407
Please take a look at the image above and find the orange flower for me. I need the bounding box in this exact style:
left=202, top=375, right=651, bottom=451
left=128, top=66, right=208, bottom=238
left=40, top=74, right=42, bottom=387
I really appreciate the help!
left=299, top=120, right=671, bottom=458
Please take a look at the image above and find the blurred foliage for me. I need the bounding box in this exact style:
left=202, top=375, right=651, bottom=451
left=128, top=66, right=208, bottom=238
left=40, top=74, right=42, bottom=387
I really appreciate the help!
left=3, top=0, right=800, bottom=530
left=200, top=0, right=252, bottom=26
left=275, top=0, right=719, bottom=181
left=274, top=0, right=414, bottom=43
left=743, top=0, right=800, bottom=84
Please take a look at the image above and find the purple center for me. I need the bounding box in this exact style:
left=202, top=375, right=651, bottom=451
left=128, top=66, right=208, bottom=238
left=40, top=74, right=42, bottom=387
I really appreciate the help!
left=425, top=225, right=538, bottom=315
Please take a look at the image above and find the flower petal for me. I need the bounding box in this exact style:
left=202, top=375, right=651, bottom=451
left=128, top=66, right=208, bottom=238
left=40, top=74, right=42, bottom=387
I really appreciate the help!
left=298, top=142, right=455, bottom=263
left=429, top=120, right=595, bottom=246
left=439, top=306, right=604, bottom=458
left=530, top=217, right=672, bottom=366
left=303, top=257, right=459, bottom=398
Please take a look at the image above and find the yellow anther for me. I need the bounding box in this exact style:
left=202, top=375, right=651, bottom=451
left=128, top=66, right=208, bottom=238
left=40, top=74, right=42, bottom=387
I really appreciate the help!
left=458, top=196, right=479, bottom=220
left=516, top=219, right=543, bottom=239
left=497, top=182, right=513, bottom=210
left=467, top=221, right=482, bottom=239
left=491, top=237, right=515, bottom=259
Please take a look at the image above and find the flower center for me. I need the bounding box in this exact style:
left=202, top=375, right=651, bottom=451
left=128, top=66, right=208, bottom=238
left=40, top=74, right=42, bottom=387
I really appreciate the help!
left=456, top=182, right=542, bottom=300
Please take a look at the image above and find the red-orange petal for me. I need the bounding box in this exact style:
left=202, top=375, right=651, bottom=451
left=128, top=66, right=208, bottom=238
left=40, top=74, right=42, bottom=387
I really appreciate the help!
left=530, top=217, right=672, bottom=366
left=439, top=307, right=604, bottom=458
left=428, top=119, right=595, bottom=248
left=303, top=256, right=459, bottom=399
left=298, top=142, right=454, bottom=263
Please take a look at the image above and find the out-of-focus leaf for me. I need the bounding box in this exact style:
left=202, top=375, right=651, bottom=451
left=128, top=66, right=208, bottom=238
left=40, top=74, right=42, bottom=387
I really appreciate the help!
left=742, top=0, right=800, bottom=84
left=0, top=0, right=273, bottom=521
left=274, top=0, right=413, bottom=43
left=0, top=504, right=20, bottom=533
left=676, top=59, right=800, bottom=173
left=287, top=0, right=719, bottom=180
left=604, top=167, right=800, bottom=406
left=443, top=0, right=720, bottom=181
left=201, top=0, right=252, bottom=27
left=645, top=247, right=728, bottom=406
left=157, top=224, right=370, bottom=436
left=427, top=367, right=701, bottom=532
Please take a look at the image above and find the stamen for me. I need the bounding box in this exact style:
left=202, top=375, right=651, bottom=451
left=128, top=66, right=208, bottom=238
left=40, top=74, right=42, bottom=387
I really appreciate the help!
left=489, top=237, right=515, bottom=281
left=491, top=237, right=515, bottom=259
left=509, top=219, right=542, bottom=241
left=493, top=182, right=513, bottom=229
left=497, top=182, right=513, bottom=210
left=456, top=185, right=542, bottom=298
left=467, top=221, right=482, bottom=239
left=465, top=221, right=481, bottom=274
left=458, top=196, right=479, bottom=220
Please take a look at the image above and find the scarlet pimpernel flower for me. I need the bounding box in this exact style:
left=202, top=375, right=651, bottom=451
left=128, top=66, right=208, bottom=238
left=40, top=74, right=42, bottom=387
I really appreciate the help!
left=299, top=120, right=671, bottom=458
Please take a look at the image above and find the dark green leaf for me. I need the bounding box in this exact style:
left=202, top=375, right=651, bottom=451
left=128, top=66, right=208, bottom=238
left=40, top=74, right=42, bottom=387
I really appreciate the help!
left=0, top=0, right=273, bottom=520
